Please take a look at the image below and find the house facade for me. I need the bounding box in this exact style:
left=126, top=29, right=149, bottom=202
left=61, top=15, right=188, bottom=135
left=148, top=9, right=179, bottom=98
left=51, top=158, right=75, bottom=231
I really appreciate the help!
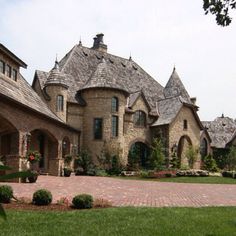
left=1, top=34, right=205, bottom=179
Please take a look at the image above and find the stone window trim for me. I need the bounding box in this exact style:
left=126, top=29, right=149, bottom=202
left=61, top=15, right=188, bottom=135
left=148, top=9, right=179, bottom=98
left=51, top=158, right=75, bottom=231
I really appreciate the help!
left=111, top=96, right=119, bottom=113
left=133, top=110, right=146, bottom=128
left=56, top=95, right=64, bottom=112
left=111, top=115, right=119, bottom=138
left=94, top=118, right=103, bottom=140
left=183, top=119, right=188, bottom=130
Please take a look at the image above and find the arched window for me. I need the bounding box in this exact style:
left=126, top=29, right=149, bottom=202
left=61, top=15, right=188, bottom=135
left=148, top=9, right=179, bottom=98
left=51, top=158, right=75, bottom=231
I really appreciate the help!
left=57, top=95, right=64, bottom=112
left=111, top=97, right=118, bottom=112
left=134, top=110, right=146, bottom=127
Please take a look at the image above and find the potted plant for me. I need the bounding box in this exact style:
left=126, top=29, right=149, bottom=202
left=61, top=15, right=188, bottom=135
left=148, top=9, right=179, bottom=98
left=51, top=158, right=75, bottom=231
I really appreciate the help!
left=63, top=154, right=73, bottom=177
left=27, top=170, right=39, bottom=183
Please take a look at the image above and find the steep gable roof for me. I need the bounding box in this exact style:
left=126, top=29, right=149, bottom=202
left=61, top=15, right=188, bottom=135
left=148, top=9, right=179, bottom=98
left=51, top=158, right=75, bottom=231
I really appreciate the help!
left=164, top=67, right=192, bottom=104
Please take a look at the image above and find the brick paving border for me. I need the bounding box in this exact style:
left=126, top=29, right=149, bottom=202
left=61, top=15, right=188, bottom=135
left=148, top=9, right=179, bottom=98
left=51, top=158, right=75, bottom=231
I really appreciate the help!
left=4, top=175, right=236, bottom=207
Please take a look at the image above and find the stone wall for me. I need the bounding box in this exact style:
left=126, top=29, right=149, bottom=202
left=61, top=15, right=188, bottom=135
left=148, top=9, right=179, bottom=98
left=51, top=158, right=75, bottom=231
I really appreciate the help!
left=169, top=106, right=201, bottom=168
left=81, top=89, right=127, bottom=163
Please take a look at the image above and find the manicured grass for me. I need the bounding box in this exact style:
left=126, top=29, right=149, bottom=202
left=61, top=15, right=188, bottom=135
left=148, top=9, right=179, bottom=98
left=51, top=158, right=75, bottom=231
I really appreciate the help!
left=1, top=207, right=236, bottom=235
left=115, top=176, right=236, bottom=184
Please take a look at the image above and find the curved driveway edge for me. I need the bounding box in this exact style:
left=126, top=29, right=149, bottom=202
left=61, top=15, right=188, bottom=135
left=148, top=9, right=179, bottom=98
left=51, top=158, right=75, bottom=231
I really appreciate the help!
left=4, top=175, right=236, bottom=207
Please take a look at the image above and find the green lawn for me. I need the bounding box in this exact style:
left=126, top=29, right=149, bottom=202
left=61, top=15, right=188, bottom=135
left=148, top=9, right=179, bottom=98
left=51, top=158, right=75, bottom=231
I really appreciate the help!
left=115, top=176, right=236, bottom=184
left=0, top=207, right=236, bottom=236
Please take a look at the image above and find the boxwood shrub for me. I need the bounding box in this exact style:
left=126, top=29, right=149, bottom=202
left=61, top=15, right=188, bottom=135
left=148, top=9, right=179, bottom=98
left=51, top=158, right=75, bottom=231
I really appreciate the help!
left=0, top=185, right=13, bottom=203
left=72, top=194, right=93, bottom=209
left=32, top=189, right=52, bottom=206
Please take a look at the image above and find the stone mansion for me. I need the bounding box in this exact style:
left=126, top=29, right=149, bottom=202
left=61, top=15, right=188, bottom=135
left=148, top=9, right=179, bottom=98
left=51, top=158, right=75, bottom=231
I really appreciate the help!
left=0, top=34, right=211, bottom=177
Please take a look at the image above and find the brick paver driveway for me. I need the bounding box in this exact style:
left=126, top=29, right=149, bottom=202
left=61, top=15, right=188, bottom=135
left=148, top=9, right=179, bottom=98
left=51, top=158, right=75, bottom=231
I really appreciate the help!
left=5, top=175, right=236, bottom=207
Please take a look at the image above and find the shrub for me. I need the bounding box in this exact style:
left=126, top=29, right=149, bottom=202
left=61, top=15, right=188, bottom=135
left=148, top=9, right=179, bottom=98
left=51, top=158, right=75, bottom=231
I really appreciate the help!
left=72, top=194, right=93, bottom=209
left=222, top=171, right=234, bottom=178
left=203, top=154, right=219, bottom=172
left=165, top=173, right=172, bottom=178
left=0, top=185, right=13, bottom=203
left=64, top=155, right=73, bottom=166
left=63, top=167, right=72, bottom=177
left=140, top=170, right=149, bottom=178
left=32, top=189, right=52, bottom=206
left=176, top=169, right=209, bottom=177
left=96, top=169, right=108, bottom=177
left=75, top=149, right=93, bottom=175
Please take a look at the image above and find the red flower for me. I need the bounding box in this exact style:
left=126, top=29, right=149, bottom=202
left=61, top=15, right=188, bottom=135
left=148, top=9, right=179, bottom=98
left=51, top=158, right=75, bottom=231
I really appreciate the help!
left=29, top=155, right=35, bottom=161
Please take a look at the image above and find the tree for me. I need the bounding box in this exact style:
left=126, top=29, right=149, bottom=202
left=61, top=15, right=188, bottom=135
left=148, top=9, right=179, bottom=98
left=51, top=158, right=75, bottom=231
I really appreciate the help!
left=226, top=146, right=236, bottom=170
left=185, top=146, right=199, bottom=169
left=203, top=154, right=219, bottom=172
left=203, top=0, right=236, bottom=26
left=149, top=139, right=165, bottom=171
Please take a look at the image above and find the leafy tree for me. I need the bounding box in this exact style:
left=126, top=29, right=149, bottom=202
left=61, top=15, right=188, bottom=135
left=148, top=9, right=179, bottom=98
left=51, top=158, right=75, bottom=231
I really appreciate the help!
left=185, top=146, right=199, bottom=169
left=226, top=146, right=236, bottom=170
left=203, top=0, right=236, bottom=26
left=75, top=149, right=93, bottom=175
left=149, top=139, right=165, bottom=171
left=170, top=151, right=180, bottom=169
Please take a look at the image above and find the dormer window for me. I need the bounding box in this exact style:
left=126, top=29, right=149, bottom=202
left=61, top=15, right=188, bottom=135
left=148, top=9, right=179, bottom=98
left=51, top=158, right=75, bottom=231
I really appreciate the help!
left=111, top=97, right=118, bottom=112
left=0, top=60, right=5, bottom=74
left=183, top=119, right=188, bottom=130
left=57, top=95, right=64, bottom=112
left=12, top=69, right=17, bottom=81
left=6, top=65, right=11, bottom=78
left=134, top=110, right=146, bottom=127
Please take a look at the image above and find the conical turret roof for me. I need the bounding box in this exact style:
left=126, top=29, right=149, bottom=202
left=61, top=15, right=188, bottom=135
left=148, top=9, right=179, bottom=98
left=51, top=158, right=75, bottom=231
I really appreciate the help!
left=44, top=60, right=68, bottom=88
left=164, top=67, right=191, bottom=103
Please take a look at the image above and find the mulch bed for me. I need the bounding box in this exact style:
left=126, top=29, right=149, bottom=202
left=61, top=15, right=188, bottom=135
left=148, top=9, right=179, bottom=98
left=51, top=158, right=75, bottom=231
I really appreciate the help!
left=3, top=201, right=75, bottom=212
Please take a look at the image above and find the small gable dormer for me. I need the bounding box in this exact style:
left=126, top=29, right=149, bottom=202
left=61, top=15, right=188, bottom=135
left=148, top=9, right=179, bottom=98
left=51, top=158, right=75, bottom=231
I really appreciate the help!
left=0, top=43, right=27, bottom=84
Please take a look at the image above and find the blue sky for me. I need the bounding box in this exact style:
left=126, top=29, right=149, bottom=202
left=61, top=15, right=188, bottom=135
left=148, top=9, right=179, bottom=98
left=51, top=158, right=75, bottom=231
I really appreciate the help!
left=1, top=0, right=236, bottom=121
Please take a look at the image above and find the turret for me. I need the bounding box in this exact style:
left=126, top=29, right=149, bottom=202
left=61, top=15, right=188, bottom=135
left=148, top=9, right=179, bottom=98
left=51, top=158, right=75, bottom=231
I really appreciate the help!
left=44, top=59, right=68, bottom=122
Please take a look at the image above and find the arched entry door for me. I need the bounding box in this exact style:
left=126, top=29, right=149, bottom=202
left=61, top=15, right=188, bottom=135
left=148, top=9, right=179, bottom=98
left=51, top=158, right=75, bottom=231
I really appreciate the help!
left=177, top=135, right=192, bottom=168
left=129, top=142, right=150, bottom=168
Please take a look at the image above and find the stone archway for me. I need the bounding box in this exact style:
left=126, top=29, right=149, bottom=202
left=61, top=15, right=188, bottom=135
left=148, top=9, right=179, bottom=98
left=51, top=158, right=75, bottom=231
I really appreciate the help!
left=0, top=114, right=20, bottom=176
left=177, top=135, right=192, bottom=168
left=129, top=141, right=150, bottom=169
left=29, top=129, right=58, bottom=173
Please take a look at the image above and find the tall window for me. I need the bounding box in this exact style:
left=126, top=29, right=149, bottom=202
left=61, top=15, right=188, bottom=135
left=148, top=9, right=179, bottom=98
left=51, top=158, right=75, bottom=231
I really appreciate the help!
left=111, top=97, right=118, bottom=112
left=94, top=118, right=103, bottom=140
left=112, top=115, right=118, bottom=137
left=57, top=95, right=64, bottom=112
left=6, top=65, right=11, bottom=78
left=0, top=60, right=5, bottom=74
left=134, top=110, right=146, bottom=127
left=183, top=119, right=188, bottom=130
left=12, top=69, right=17, bottom=81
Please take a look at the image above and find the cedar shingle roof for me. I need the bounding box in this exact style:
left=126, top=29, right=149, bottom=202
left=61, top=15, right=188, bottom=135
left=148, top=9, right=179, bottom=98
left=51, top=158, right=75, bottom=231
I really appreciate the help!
left=35, top=44, right=164, bottom=108
left=0, top=73, right=63, bottom=122
left=202, top=116, right=236, bottom=148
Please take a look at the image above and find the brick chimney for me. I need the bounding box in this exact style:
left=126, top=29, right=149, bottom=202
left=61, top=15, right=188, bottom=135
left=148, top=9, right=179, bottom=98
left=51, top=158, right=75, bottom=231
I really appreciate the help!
left=92, top=33, right=107, bottom=53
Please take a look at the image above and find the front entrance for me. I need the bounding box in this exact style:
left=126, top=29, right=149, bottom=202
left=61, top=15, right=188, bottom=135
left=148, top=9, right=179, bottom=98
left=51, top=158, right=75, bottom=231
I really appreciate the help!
left=129, top=142, right=150, bottom=168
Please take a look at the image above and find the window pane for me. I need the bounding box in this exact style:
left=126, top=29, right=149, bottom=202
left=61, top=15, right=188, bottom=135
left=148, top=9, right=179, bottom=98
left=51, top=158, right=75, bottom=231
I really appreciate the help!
left=12, top=69, right=17, bottom=81
left=134, top=110, right=146, bottom=127
left=94, top=118, right=103, bottom=139
left=0, top=60, right=5, bottom=74
left=111, top=97, right=118, bottom=112
left=112, top=115, right=118, bottom=137
left=57, top=95, right=64, bottom=111
left=6, top=65, right=11, bottom=77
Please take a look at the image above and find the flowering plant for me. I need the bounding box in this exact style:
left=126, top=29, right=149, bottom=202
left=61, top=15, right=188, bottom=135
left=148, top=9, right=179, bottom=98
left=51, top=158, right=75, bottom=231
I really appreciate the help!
left=26, top=150, right=41, bottom=164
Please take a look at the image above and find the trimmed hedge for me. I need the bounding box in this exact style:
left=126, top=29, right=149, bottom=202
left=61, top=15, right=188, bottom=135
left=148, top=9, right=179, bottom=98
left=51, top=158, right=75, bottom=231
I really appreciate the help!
left=72, top=194, right=93, bottom=209
left=32, top=189, right=52, bottom=206
left=0, top=185, right=13, bottom=203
